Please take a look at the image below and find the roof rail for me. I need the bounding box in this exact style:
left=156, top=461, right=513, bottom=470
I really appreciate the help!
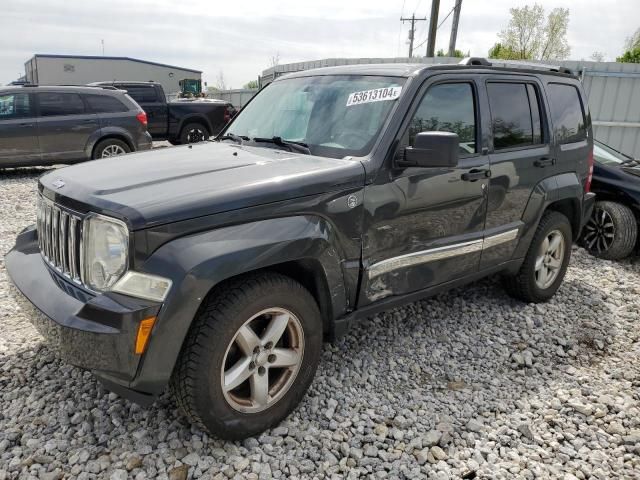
left=459, top=57, right=492, bottom=66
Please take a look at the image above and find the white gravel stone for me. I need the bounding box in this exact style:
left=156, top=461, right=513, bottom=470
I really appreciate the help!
left=1, top=169, right=640, bottom=478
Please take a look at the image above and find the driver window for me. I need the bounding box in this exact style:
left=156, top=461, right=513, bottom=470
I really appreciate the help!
left=400, top=82, right=477, bottom=156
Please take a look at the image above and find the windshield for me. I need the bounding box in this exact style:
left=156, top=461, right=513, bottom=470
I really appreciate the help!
left=223, top=75, right=406, bottom=158
left=594, top=140, right=633, bottom=165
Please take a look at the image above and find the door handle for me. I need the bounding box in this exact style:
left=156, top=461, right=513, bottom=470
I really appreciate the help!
left=461, top=169, right=491, bottom=182
left=534, top=157, right=556, bottom=168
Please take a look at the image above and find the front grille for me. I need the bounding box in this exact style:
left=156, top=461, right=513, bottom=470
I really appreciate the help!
left=37, top=194, right=84, bottom=284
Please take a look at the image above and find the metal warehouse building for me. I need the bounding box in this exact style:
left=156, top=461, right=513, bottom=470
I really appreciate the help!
left=24, top=54, right=202, bottom=95
left=258, top=57, right=640, bottom=159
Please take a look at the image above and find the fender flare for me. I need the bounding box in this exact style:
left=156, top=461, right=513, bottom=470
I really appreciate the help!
left=130, top=215, right=347, bottom=395
left=514, top=172, right=583, bottom=259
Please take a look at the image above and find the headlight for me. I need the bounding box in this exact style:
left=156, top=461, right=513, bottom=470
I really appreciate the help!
left=83, top=213, right=129, bottom=291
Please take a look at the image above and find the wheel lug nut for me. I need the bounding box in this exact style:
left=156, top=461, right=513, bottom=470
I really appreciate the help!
left=253, top=346, right=260, bottom=354
left=258, top=366, right=266, bottom=375
left=268, top=354, right=276, bottom=363
left=249, top=361, right=256, bottom=370
left=265, top=342, right=273, bottom=350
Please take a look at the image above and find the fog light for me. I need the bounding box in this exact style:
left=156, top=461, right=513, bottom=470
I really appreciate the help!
left=112, top=271, right=172, bottom=302
left=135, top=317, right=157, bottom=355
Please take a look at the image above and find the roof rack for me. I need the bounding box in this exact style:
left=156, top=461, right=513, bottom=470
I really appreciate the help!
left=458, top=57, right=574, bottom=76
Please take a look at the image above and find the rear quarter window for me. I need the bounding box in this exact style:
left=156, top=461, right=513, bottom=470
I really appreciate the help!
left=546, top=83, right=586, bottom=144
left=85, top=94, right=129, bottom=113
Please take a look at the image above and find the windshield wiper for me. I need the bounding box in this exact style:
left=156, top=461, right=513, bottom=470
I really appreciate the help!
left=252, top=136, right=311, bottom=155
left=218, top=133, right=249, bottom=144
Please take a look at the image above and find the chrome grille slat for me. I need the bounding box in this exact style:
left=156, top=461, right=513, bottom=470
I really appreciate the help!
left=37, top=194, right=84, bottom=283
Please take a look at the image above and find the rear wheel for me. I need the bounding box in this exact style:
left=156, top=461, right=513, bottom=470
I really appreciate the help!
left=179, top=123, right=209, bottom=144
left=93, top=138, right=131, bottom=159
left=580, top=201, right=637, bottom=260
left=503, top=211, right=572, bottom=303
left=171, top=273, right=322, bottom=439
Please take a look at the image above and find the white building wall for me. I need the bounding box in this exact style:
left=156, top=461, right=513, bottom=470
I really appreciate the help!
left=27, top=56, right=201, bottom=95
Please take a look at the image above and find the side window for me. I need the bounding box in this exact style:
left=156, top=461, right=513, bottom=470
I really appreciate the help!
left=487, top=82, right=541, bottom=150
left=0, top=93, right=31, bottom=119
left=406, top=83, right=476, bottom=155
left=546, top=83, right=586, bottom=144
left=38, top=92, right=85, bottom=117
left=123, top=86, right=158, bottom=103
left=85, top=94, right=129, bottom=113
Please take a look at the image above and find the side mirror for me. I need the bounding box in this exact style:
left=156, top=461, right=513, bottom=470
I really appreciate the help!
left=399, top=131, right=459, bottom=168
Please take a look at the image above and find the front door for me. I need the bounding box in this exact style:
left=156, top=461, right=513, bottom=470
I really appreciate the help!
left=359, top=78, right=490, bottom=305
left=0, top=92, right=40, bottom=166
left=36, top=91, right=98, bottom=162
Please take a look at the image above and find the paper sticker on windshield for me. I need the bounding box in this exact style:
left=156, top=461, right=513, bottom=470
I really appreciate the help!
left=346, top=87, right=402, bottom=107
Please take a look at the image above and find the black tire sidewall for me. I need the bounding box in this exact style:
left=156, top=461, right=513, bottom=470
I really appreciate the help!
left=93, top=139, right=130, bottom=159
left=583, top=201, right=638, bottom=260
left=188, top=278, right=322, bottom=439
left=179, top=123, right=209, bottom=144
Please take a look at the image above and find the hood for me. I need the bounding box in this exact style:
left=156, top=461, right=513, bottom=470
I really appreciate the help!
left=40, top=142, right=365, bottom=230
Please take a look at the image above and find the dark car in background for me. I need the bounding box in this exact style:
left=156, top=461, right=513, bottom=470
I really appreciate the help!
left=90, top=81, right=236, bottom=145
left=0, top=85, right=151, bottom=168
left=580, top=139, right=640, bottom=260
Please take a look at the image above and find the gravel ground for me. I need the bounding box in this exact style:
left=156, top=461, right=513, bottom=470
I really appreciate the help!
left=1, top=167, right=639, bottom=480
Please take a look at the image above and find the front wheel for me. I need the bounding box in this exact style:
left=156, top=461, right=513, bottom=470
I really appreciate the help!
left=503, top=210, right=572, bottom=303
left=580, top=201, right=637, bottom=260
left=171, top=273, right=322, bottom=439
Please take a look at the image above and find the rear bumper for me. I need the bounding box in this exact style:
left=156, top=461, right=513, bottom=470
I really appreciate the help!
left=137, top=131, right=153, bottom=151
left=5, top=226, right=161, bottom=404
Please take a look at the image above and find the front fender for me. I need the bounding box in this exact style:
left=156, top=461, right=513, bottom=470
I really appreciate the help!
left=130, top=215, right=347, bottom=395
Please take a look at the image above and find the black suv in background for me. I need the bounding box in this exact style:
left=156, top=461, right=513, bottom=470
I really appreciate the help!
left=7, top=60, right=594, bottom=439
left=0, top=86, right=151, bottom=168
left=90, top=81, right=236, bottom=145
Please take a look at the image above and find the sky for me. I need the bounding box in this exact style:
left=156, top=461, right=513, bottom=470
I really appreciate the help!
left=1, top=0, right=638, bottom=88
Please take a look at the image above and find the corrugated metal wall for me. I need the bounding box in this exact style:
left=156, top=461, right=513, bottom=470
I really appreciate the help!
left=207, top=88, right=258, bottom=108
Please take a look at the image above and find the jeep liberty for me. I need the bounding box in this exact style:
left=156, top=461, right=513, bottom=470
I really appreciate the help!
left=7, top=59, right=595, bottom=439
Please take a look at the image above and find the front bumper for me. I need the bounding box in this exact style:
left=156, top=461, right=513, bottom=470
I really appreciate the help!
left=5, top=225, right=161, bottom=403
left=580, top=192, right=596, bottom=233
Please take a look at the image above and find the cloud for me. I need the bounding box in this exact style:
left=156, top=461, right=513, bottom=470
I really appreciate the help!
left=1, top=0, right=637, bottom=87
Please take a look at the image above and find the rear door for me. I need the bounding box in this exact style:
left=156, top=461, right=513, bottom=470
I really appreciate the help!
left=121, top=85, right=166, bottom=137
left=480, top=76, right=550, bottom=269
left=0, top=91, right=40, bottom=166
left=36, top=91, right=99, bottom=162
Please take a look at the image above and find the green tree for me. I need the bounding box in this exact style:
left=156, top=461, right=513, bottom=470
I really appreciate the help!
left=495, top=4, right=570, bottom=60
left=617, top=28, right=640, bottom=63
left=488, top=42, right=520, bottom=60
left=436, top=48, right=466, bottom=58
left=243, top=80, right=259, bottom=89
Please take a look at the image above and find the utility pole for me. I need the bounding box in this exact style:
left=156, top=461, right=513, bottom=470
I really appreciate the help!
left=448, top=0, right=462, bottom=57
left=401, top=14, right=427, bottom=58
left=426, top=0, right=440, bottom=57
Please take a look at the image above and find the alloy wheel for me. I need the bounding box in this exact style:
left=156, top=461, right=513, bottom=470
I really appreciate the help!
left=187, top=128, right=207, bottom=143
left=582, top=208, right=616, bottom=254
left=220, top=308, right=304, bottom=413
left=101, top=144, right=126, bottom=158
left=534, top=229, right=565, bottom=289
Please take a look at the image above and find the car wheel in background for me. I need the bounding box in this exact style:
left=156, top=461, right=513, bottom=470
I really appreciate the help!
left=581, top=201, right=637, bottom=260
left=503, top=211, right=572, bottom=303
left=93, top=138, right=131, bottom=159
left=171, top=272, right=323, bottom=440
left=179, top=123, right=209, bottom=144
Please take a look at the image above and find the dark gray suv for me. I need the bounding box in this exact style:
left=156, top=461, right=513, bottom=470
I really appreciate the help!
left=0, top=85, right=152, bottom=168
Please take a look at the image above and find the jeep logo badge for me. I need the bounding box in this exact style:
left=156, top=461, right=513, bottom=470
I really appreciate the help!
left=52, top=179, right=65, bottom=189
left=347, top=194, right=359, bottom=209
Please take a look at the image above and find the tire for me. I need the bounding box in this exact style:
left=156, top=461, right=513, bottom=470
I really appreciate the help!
left=92, top=138, right=131, bottom=159
left=580, top=201, right=637, bottom=261
left=171, top=272, right=323, bottom=440
left=179, top=123, right=209, bottom=144
left=503, top=211, right=572, bottom=303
